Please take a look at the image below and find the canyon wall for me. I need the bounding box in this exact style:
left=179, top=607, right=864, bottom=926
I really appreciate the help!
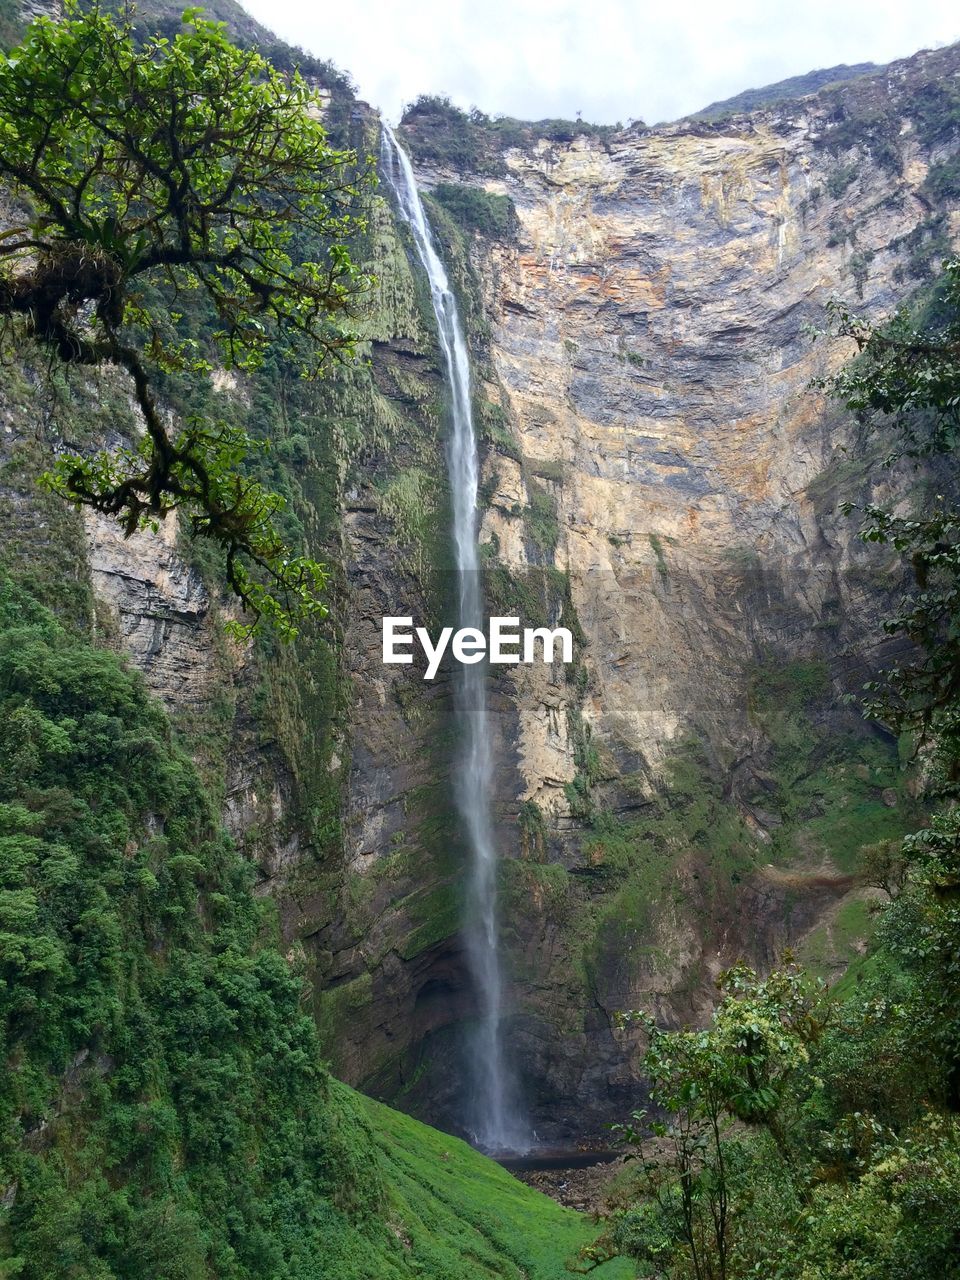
left=376, top=47, right=960, bottom=1136
left=3, top=22, right=959, bottom=1140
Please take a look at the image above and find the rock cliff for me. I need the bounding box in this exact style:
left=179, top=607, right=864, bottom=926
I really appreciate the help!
left=379, top=47, right=960, bottom=1136
left=3, top=18, right=959, bottom=1142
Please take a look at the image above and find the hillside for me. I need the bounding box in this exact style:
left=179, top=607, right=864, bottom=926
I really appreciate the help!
left=689, top=60, right=878, bottom=121
left=1, top=0, right=960, bottom=1275
left=0, top=576, right=630, bottom=1278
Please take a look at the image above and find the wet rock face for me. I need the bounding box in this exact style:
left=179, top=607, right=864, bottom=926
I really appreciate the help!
left=83, top=511, right=217, bottom=711
left=20, top=44, right=959, bottom=1141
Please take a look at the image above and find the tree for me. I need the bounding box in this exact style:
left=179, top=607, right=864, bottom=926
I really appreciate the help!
left=579, top=963, right=826, bottom=1280
left=824, top=262, right=960, bottom=750
left=0, top=4, right=372, bottom=636
left=858, top=837, right=908, bottom=899
left=816, top=256, right=960, bottom=1110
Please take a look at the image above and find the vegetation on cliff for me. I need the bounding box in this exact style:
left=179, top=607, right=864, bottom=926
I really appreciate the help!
left=0, top=6, right=371, bottom=636
left=400, top=93, right=620, bottom=176
left=689, top=62, right=876, bottom=122
left=0, top=575, right=358, bottom=1277
left=431, top=182, right=519, bottom=241
left=0, top=576, right=632, bottom=1278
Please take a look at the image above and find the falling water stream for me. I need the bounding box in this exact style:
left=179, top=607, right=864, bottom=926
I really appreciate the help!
left=380, top=124, right=529, bottom=1153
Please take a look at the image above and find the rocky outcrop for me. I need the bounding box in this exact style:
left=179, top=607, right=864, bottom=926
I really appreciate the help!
left=388, top=45, right=960, bottom=1137
left=4, top=29, right=958, bottom=1145
left=474, top=81, right=950, bottom=802
left=83, top=511, right=219, bottom=710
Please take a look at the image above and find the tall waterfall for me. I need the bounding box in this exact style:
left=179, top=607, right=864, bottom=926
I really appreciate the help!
left=380, top=124, right=528, bottom=1153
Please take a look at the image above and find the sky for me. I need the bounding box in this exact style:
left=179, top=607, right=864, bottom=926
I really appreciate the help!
left=240, top=0, right=960, bottom=126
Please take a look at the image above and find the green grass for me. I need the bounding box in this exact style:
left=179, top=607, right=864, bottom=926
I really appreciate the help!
left=0, top=577, right=634, bottom=1280
left=796, top=896, right=874, bottom=981
left=800, top=791, right=914, bottom=873
left=364, top=1092, right=636, bottom=1279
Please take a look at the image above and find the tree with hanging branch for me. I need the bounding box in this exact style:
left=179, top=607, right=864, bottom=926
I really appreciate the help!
left=0, top=3, right=373, bottom=636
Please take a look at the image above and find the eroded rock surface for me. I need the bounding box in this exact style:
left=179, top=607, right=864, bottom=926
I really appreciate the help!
left=6, top=42, right=958, bottom=1142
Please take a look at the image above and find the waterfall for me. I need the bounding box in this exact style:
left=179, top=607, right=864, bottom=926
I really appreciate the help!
left=380, top=124, right=529, bottom=1153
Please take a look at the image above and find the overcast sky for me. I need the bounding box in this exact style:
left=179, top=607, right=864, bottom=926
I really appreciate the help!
left=240, top=0, right=959, bottom=126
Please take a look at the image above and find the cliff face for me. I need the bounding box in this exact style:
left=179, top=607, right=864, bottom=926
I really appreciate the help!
left=4, top=25, right=959, bottom=1143
left=472, top=77, right=940, bottom=814
left=374, top=47, right=960, bottom=1137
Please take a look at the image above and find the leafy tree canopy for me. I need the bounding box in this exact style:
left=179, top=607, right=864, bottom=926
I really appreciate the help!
left=825, top=259, right=960, bottom=749
left=0, top=4, right=373, bottom=636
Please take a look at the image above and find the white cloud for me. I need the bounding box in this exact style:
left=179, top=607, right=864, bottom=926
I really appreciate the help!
left=239, top=0, right=959, bottom=125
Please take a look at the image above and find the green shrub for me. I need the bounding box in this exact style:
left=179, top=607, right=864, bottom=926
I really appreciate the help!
left=923, top=157, right=960, bottom=202
left=522, top=474, right=560, bottom=560
left=911, top=81, right=960, bottom=146
left=826, top=162, right=859, bottom=197
left=432, top=183, right=519, bottom=239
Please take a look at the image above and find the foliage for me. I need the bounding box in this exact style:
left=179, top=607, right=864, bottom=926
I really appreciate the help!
left=564, top=709, right=603, bottom=820
left=0, top=576, right=623, bottom=1278
left=923, top=157, right=960, bottom=203
left=819, top=100, right=902, bottom=174
left=431, top=183, right=518, bottom=240
left=0, top=6, right=373, bottom=636
left=400, top=96, right=507, bottom=175
left=487, top=114, right=622, bottom=145
left=518, top=798, right=547, bottom=859
left=858, top=837, right=908, bottom=898
left=522, top=473, right=560, bottom=562
left=893, top=214, right=952, bottom=283
left=910, top=80, right=960, bottom=148
left=785, top=1113, right=960, bottom=1280
left=823, top=258, right=960, bottom=742
left=584, top=965, right=826, bottom=1280
left=826, top=163, right=859, bottom=198
left=399, top=94, right=619, bottom=176
left=0, top=577, right=351, bottom=1275
left=848, top=249, right=874, bottom=298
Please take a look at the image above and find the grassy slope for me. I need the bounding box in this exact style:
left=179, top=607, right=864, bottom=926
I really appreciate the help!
left=689, top=62, right=877, bottom=121
left=364, top=1092, right=634, bottom=1280
left=0, top=570, right=624, bottom=1279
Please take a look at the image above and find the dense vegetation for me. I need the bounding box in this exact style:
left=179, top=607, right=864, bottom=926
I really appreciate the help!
left=0, top=577, right=357, bottom=1276
left=0, top=7, right=370, bottom=635
left=585, top=262, right=960, bottom=1279
left=400, top=94, right=620, bottom=175
left=0, top=576, right=632, bottom=1278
